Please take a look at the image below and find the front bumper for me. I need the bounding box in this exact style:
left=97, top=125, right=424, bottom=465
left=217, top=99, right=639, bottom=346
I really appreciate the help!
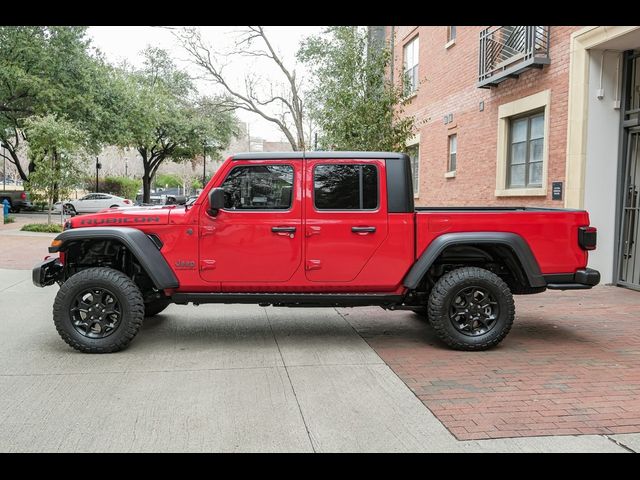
left=32, top=258, right=63, bottom=288
left=545, top=267, right=601, bottom=290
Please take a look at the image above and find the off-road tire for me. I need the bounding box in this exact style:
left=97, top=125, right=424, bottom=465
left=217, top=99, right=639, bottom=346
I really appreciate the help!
left=144, top=297, right=171, bottom=317
left=428, top=266, right=515, bottom=351
left=53, top=267, right=144, bottom=353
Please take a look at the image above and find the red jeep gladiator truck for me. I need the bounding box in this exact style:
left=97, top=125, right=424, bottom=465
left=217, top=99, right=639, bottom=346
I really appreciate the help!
left=33, top=152, right=600, bottom=353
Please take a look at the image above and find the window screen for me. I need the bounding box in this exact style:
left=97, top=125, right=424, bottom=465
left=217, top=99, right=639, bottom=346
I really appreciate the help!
left=220, top=165, right=294, bottom=210
left=314, top=164, right=378, bottom=210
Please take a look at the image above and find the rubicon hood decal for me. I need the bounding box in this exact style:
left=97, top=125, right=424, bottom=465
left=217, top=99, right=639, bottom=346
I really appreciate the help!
left=79, top=216, right=162, bottom=226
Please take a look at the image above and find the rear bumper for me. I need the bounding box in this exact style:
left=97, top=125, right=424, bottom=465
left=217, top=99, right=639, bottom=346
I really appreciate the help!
left=545, top=268, right=601, bottom=290
left=32, top=258, right=63, bottom=288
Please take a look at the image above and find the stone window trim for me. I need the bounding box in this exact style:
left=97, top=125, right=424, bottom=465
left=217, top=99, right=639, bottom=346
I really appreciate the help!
left=495, top=89, right=551, bottom=197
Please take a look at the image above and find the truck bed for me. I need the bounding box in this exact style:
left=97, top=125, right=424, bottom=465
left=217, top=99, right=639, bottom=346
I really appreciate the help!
left=414, top=207, right=590, bottom=274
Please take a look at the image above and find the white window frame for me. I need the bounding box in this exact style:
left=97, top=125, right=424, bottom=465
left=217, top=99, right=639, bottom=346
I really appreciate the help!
left=447, top=134, right=457, bottom=174
left=446, top=26, right=457, bottom=48
left=403, top=36, right=419, bottom=96
left=406, top=134, right=420, bottom=197
left=495, top=90, right=551, bottom=197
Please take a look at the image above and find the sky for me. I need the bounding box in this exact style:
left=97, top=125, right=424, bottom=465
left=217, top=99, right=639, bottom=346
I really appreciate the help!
left=87, top=26, right=325, bottom=143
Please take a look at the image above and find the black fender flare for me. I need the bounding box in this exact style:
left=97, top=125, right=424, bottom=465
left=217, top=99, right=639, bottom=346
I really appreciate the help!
left=49, top=227, right=179, bottom=290
left=403, top=232, right=545, bottom=289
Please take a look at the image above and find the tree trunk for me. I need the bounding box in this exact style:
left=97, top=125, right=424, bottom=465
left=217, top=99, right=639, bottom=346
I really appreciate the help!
left=142, top=172, right=152, bottom=204
left=0, top=143, right=29, bottom=182
left=47, top=195, right=52, bottom=225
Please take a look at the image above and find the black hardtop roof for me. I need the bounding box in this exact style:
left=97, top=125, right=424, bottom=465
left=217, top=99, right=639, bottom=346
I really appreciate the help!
left=230, top=151, right=407, bottom=160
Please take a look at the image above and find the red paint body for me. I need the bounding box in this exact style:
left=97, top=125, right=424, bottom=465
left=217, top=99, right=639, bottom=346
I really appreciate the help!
left=66, top=156, right=593, bottom=295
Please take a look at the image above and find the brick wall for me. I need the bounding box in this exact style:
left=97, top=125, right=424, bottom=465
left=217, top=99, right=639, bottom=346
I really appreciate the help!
left=388, top=26, right=581, bottom=206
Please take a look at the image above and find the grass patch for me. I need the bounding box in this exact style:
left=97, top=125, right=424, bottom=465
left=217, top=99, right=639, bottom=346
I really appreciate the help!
left=20, top=223, right=63, bottom=233
left=3, top=215, right=16, bottom=224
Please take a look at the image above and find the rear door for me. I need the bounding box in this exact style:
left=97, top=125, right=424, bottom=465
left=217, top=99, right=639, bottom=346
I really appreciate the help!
left=304, top=159, right=388, bottom=282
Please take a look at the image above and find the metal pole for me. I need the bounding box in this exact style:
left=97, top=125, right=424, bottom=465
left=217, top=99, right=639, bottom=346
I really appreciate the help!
left=202, top=143, right=206, bottom=188
left=95, top=156, right=99, bottom=192
left=2, top=143, right=5, bottom=191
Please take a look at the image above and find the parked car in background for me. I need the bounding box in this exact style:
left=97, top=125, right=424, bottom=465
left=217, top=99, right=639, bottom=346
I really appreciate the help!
left=0, top=189, right=33, bottom=213
left=134, top=192, right=188, bottom=206
left=61, top=193, right=133, bottom=215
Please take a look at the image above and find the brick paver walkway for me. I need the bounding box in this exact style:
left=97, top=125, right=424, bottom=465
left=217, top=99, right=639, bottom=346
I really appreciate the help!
left=344, top=286, right=640, bottom=440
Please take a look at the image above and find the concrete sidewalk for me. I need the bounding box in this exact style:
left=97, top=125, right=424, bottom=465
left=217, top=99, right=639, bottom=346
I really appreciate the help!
left=0, top=268, right=633, bottom=452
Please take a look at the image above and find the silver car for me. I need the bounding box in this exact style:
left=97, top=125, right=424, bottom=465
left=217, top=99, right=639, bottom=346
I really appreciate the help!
left=61, top=193, right=134, bottom=215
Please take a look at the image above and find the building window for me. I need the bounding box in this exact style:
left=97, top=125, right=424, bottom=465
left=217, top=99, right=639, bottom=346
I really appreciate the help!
left=403, top=36, right=419, bottom=96
left=507, top=111, right=544, bottom=188
left=220, top=165, right=294, bottom=210
left=448, top=134, right=457, bottom=172
left=495, top=89, right=550, bottom=197
left=314, top=164, right=378, bottom=210
left=447, top=26, right=457, bottom=43
left=406, top=143, right=420, bottom=196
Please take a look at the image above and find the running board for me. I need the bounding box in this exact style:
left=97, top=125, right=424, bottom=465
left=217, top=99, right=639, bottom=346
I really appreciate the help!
left=171, top=292, right=404, bottom=307
left=546, top=283, right=593, bottom=290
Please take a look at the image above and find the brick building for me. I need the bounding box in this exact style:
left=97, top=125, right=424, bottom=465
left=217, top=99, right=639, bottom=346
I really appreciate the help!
left=386, top=26, right=640, bottom=289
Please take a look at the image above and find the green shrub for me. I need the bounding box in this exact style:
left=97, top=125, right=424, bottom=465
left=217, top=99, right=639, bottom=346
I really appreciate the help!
left=156, top=173, right=183, bottom=189
left=20, top=223, right=63, bottom=233
left=4, top=215, right=16, bottom=224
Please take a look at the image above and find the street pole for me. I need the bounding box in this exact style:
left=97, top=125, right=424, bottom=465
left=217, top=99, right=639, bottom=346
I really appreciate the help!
left=2, top=143, right=5, bottom=191
left=95, top=157, right=99, bottom=192
left=202, top=142, right=207, bottom=189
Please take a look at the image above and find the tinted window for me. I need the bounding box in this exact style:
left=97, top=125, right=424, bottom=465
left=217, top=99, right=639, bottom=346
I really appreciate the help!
left=314, top=164, right=378, bottom=210
left=221, top=165, right=294, bottom=210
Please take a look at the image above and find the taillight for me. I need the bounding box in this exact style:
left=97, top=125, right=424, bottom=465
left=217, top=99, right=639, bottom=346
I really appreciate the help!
left=20, top=191, right=26, bottom=200
left=123, top=199, right=132, bottom=204
left=578, top=226, right=597, bottom=251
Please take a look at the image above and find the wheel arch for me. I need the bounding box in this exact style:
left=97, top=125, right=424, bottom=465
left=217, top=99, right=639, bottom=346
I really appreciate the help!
left=50, top=227, right=179, bottom=290
left=403, top=232, right=546, bottom=290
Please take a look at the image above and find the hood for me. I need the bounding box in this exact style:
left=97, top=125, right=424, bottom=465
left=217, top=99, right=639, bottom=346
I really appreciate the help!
left=68, top=205, right=175, bottom=228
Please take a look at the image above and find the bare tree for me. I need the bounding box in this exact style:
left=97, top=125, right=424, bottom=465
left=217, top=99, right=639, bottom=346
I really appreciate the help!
left=175, top=26, right=306, bottom=151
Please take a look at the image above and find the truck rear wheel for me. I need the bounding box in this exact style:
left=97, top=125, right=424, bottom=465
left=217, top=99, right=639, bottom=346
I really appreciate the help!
left=427, top=266, right=515, bottom=351
left=53, top=267, right=144, bottom=353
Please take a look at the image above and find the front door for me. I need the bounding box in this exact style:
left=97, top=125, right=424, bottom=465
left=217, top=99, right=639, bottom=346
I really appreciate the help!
left=199, top=160, right=302, bottom=285
left=304, top=159, right=388, bottom=282
left=618, top=50, right=640, bottom=290
left=619, top=128, right=640, bottom=288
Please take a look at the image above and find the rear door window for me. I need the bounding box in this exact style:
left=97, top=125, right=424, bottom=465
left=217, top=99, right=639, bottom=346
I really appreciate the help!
left=313, top=164, right=378, bottom=210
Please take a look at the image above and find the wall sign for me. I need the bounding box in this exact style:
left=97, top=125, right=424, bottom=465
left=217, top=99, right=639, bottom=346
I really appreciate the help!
left=552, top=181, right=563, bottom=201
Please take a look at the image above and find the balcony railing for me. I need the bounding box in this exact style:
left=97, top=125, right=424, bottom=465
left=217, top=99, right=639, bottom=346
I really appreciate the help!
left=478, top=26, right=551, bottom=88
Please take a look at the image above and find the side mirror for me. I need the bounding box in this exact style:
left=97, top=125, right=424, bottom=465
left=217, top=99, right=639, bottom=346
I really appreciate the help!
left=207, top=188, right=226, bottom=216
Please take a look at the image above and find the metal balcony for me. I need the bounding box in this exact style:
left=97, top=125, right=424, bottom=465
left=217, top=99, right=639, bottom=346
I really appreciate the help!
left=478, top=26, right=550, bottom=88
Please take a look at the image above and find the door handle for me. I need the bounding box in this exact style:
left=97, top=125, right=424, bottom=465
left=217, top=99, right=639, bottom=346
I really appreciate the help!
left=351, top=226, right=376, bottom=234
left=272, top=226, right=296, bottom=237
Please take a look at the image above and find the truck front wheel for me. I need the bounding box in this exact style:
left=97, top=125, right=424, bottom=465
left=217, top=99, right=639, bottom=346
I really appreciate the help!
left=53, top=268, right=145, bottom=353
left=427, top=267, right=515, bottom=351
